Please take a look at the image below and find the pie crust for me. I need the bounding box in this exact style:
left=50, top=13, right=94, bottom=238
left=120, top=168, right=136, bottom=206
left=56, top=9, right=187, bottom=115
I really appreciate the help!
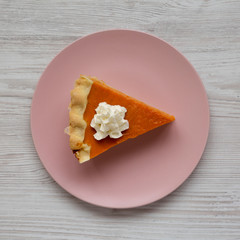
left=69, top=76, right=93, bottom=162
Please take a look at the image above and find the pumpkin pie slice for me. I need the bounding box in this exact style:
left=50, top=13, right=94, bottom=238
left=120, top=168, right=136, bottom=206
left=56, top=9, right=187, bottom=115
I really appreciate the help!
left=67, top=75, right=175, bottom=163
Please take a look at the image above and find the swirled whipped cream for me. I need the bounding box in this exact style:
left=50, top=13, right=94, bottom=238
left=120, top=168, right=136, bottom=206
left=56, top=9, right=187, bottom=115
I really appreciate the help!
left=90, top=102, right=129, bottom=140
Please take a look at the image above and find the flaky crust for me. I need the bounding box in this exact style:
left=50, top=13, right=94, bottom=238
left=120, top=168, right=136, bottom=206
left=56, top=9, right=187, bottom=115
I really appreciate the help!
left=69, top=76, right=93, bottom=163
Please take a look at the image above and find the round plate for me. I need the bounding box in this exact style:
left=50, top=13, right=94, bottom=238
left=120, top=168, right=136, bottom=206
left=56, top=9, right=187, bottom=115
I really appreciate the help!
left=31, top=30, right=209, bottom=208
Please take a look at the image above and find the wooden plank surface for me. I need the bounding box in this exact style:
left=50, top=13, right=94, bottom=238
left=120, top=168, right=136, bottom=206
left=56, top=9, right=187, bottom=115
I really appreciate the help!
left=0, top=0, right=239, bottom=239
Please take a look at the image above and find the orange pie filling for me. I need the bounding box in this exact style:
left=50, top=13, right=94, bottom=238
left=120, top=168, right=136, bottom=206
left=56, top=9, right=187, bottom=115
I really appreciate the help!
left=68, top=75, right=175, bottom=163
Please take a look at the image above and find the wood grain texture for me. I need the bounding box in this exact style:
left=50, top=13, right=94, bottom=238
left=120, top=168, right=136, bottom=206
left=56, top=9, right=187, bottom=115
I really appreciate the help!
left=0, top=0, right=239, bottom=239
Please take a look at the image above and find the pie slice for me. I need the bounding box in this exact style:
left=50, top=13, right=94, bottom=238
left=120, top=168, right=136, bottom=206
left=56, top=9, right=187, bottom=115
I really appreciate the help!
left=67, top=75, right=175, bottom=163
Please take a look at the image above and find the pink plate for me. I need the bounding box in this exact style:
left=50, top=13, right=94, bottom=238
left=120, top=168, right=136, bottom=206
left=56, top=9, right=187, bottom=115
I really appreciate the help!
left=31, top=30, right=209, bottom=208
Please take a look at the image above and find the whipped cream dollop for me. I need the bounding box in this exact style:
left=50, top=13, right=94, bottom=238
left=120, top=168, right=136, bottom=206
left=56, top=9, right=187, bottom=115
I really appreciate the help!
left=90, top=102, right=129, bottom=140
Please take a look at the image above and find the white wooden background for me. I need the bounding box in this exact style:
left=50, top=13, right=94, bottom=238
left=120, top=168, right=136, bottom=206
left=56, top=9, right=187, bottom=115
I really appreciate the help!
left=0, top=0, right=239, bottom=239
